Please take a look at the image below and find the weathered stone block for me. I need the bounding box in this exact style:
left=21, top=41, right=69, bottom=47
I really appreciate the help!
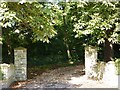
left=103, top=61, right=118, bottom=86
left=0, top=63, right=15, bottom=88
left=14, top=47, right=27, bottom=81
left=85, top=46, right=98, bottom=79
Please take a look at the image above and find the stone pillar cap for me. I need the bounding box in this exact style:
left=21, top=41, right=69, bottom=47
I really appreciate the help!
left=0, top=63, right=10, bottom=67
left=107, top=61, right=115, bottom=64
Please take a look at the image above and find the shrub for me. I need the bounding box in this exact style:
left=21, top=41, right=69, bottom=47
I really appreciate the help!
left=0, top=67, right=3, bottom=80
left=27, top=54, right=67, bottom=67
left=115, top=58, right=120, bottom=75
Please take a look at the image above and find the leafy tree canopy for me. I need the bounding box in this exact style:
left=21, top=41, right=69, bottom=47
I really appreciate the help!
left=0, top=1, right=60, bottom=43
left=72, top=1, right=120, bottom=45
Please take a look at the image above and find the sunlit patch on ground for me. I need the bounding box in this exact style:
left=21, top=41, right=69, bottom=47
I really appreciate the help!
left=10, top=65, right=118, bottom=89
left=68, top=76, right=87, bottom=85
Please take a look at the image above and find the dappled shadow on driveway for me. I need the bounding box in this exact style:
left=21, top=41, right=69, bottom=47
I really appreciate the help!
left=9, top=65, right=118, bottom=89
left=10, top=65, right=84, bottom=89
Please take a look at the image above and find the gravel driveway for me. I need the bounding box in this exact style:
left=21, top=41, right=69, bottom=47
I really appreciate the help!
left=10, top=65, right=118, bottom=89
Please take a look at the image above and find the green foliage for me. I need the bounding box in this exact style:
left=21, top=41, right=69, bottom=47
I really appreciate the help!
left=0, top=37, right=2, bottom=44
left=73, top=2, right=120, bottom=45
left=1, top=2, right=59, bottom=63
left=28, top=54, right=67, bottom=67
left=0, top=2, right=17, bottom=28
left=115, top=58, right=120, bottom=75
left=0, top=67, right=3, bottom=80
left=1, top=1, right=120, bottom=66
left=1, top=2, right=57, bottom=43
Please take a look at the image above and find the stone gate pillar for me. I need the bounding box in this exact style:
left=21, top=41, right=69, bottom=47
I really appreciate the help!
left=85, top=45, right=98, bottom=79
left=14, top=47, right=27, bottom=81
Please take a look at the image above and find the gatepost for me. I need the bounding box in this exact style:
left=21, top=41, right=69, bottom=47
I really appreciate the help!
left=85, top=45, right=98, bottom=79
left=14, top=47, right=27, bottom=81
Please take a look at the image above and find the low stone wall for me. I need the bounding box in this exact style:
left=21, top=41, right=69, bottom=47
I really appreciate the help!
left=0, top=63, right=15, bottom=89
left=84, top=46, right=119, bottom=88
left=0, top=47, right=27, bottom=89
left=89, top=61, right=119, bottom=87
left=102, top=61, right=119, bottom=87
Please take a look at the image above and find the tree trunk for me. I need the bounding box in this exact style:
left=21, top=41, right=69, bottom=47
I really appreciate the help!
left=104, top=38, right=114, bottom=62
left=6, top=34, right=13, bottom=63
left=104, top=24, right=115, bottom=62
left=66, top=43, right=72, bottom=59
left=62, top=2, right=72, bottom=60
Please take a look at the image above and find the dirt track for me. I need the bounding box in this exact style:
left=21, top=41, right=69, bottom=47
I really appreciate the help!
left=10, top=65, right=118, bottom=89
